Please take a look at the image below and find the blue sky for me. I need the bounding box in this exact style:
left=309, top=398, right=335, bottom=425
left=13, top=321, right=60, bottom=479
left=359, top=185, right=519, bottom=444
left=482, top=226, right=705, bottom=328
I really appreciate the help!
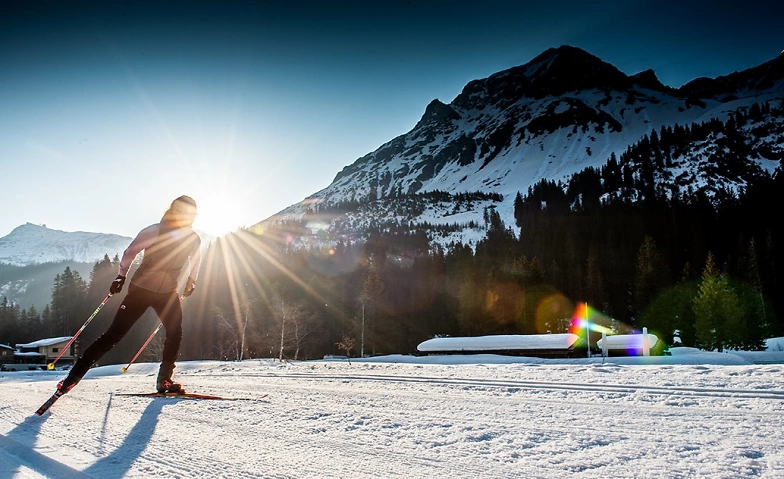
left=1, top=0, right=782, bottom=238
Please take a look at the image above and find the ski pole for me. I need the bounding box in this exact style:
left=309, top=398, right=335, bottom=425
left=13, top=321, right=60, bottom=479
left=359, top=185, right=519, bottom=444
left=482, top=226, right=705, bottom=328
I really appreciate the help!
left=121, top=322, right=163, bottom=372
left=121, top=295, right=184, bottom=373
left=47, top=294, right=113, bottom=370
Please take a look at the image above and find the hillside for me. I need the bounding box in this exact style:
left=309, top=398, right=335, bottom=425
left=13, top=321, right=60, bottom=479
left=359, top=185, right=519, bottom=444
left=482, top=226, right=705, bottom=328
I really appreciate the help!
left=256, top=46, right=784, bottom=250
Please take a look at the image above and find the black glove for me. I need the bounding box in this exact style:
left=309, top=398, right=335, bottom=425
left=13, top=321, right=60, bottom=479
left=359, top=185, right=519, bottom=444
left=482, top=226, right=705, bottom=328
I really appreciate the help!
left=184, top=277, right=196, bottom=297
left=109, top=275, right=126, bottom=295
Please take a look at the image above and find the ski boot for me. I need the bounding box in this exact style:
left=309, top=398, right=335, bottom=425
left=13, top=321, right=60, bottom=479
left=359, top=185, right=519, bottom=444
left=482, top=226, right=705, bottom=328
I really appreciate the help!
left=57, top=378, right=78, bottom=395
left=157, top=361, right=183, bottom=394
left=157, top=379, right=184, bottom=394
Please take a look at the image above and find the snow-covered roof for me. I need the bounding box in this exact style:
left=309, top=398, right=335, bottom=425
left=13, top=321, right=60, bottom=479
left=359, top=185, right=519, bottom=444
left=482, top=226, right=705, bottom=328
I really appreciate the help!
left=596, top=334, right=659, bottom=350
left=765, top=337, right=784, bottom=351
left=1, top=343, right=14, bottom=350
left=16, top=337, right=72, bottom=348
left=417, top=334, right=580, bottom=352
left=14, top=351, right=45, bottom=357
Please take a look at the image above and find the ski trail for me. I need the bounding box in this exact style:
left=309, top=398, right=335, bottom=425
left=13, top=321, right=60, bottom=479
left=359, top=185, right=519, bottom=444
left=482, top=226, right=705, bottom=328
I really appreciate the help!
left=189, top=370, right=784, bottom=401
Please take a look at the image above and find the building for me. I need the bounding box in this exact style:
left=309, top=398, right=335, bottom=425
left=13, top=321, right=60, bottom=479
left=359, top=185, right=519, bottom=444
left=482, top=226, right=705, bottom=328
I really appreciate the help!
left=417, top=332, right=668, bottom=358
left=15, top=336, right=75, bottom=367
left=0, top=343, right=14, bottom=366
left=595, top=333, right=668, bottom=356
left=417, top=333, right=587, bottom=358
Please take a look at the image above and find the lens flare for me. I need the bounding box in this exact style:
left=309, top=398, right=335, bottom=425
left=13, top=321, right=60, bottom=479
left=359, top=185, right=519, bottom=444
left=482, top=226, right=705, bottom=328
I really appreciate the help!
left=569, top=302, right=613, bottom=336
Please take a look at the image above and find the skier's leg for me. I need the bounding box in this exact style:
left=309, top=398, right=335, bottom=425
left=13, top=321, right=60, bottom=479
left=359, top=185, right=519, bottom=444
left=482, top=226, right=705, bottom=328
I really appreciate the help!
left=59, top=286, right=150, bottom=393
left=153, top=292, right=183, bottom=392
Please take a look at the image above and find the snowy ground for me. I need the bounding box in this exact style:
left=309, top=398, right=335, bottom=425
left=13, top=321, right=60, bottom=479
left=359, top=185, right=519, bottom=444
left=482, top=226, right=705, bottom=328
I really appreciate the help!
left=2, top=347, right=784, bottom=478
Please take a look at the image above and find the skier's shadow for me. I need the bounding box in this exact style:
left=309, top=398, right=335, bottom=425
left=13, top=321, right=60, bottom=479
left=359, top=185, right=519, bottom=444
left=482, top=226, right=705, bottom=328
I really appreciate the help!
left=1, top=415, right=93, bottom=479
left=83, top=396, right=168, bottom=479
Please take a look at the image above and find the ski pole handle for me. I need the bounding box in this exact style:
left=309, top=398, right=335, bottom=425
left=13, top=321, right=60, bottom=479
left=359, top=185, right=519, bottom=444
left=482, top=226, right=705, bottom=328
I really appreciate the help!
left=48, top=294, right=112, bottom=370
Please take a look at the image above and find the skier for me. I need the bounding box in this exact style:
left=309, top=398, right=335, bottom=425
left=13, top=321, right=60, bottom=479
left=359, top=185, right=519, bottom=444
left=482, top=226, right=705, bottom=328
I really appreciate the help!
left=56, top=195, right=202, bottom=395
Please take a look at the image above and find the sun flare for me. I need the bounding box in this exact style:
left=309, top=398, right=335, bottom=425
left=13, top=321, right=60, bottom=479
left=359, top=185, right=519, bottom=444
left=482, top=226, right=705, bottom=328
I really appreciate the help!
left=192, top=192, right=250, bottom=237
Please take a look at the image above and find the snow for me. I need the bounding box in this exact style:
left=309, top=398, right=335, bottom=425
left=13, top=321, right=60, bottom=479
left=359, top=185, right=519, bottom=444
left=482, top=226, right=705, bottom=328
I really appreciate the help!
left=418, top=333, right=580, bottom=351
left=15, top=338, right=72, bottom=349
left=0, top=224, right=132, bottom=267
left=2, top=343, right=784, bottom=478
left=595, top=334, right=660, bottom=350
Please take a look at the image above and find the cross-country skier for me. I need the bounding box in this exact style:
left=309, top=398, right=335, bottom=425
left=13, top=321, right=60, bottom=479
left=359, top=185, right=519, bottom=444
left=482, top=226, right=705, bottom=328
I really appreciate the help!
left=56, top=195, right=201, bottom=395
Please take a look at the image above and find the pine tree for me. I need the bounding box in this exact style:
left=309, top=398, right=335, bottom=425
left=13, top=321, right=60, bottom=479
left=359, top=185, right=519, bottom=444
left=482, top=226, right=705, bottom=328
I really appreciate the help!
left=50, top=267, right=88, bottom=336
left=359, top=262, right=384, bottom=357
left=0, top=297, right=20, bottom=346
left=634, top=235, right=664, bottom=322
left=693, top=252, right=743, bottom=351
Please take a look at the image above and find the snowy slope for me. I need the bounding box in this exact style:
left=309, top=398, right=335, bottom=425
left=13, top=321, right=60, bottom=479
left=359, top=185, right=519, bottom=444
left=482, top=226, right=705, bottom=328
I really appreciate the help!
left=0, top=224, right=132, bottom=267
left=2, top=349, right=784, bottom=478
left=259, top=46, right=784, bottom=250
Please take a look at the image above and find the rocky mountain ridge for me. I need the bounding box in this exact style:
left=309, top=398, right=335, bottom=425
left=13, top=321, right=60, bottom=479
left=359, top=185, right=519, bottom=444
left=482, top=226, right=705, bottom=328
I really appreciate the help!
left=258, top=46, right=784, bottom=250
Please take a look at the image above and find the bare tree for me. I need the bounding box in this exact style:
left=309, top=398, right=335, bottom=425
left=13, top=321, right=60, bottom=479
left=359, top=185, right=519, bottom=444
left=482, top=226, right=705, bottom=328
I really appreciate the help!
left=271, top=294, right=307, bottom=361
left=291, top=311, right=317, bottom=360
left=213, top=306, right=240, bottom=361
left=336, top=335, right=355, bottom=365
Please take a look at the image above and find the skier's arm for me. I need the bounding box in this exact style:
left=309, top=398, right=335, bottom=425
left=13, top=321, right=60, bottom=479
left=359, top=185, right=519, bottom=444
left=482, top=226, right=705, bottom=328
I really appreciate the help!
left=118, top=225, right=160, bottom=277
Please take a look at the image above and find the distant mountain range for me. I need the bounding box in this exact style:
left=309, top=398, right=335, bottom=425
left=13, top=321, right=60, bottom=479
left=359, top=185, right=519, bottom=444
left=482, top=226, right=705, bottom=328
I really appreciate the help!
left=0, top=223, right=131, bottom=267
left=0, top=224, right=215, bottom=308
left=257, top=45, right=783, bottom=249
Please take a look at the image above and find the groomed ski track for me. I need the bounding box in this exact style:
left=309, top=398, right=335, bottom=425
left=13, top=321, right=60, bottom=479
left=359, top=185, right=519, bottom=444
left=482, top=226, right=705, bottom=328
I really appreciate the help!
left=2, top=359, right=784, bottom=478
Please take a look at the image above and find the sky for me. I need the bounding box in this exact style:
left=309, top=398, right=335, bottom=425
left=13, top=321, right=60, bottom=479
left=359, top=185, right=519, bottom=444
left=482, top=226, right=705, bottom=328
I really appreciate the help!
left=1, top=0, right=783, bottom=238
left=2, top=345, right=784, bottom=478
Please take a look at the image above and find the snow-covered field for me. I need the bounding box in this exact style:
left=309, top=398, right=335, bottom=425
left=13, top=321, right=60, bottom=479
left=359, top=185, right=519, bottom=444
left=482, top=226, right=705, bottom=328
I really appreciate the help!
left=2, top=348, right=784, bottom=479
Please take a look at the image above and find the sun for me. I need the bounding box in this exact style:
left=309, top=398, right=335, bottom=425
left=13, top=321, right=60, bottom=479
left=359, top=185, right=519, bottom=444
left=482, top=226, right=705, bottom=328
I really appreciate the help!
left=192, top=192, right=250, bottom=237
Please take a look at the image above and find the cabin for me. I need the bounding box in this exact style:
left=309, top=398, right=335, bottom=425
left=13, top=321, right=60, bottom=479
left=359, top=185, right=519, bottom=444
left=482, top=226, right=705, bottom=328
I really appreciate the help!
left=417, top=333, right=588, bottom=358
left=0, top=343, right=14, bottom=366
left=15, top=336, right=75, bottom=367
left=417, top=332, right=669, bottom=358
left=595, top=333, right=668, bottom=356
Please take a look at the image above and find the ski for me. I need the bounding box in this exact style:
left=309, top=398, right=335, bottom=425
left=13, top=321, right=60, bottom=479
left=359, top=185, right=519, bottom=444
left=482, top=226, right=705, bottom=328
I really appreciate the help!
left=35, top=391, right=64, bottom=416
left=115, top=392, right=268, bottom=401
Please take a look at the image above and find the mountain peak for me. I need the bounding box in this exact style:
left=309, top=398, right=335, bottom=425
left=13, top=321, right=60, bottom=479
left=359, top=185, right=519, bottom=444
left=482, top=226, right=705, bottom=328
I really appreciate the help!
left=0, top=224, right=131, bottom=266
left=523, top=45, right=632, bottom=95
left=630, top=68, right=669, bottom=92
left=454, top=45, right=633, bottom=109
left=414, top=99, right=461, bottom=129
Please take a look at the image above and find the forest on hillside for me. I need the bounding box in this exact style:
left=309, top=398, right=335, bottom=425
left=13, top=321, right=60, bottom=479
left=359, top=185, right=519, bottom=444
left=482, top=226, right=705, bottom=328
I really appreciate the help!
left=1, top=106, right=782, bottom=363
left=1, top=167, right=780, bottom=364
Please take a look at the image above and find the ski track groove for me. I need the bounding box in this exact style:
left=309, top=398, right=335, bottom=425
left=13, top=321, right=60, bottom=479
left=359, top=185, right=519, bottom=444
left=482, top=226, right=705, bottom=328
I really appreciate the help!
left=189, top=370, right=784, bottom=401
left=243, top=376, right=779, bottom=447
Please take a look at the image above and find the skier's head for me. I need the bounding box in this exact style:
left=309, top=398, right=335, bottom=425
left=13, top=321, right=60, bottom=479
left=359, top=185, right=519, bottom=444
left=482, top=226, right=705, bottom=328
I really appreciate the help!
left=162, top=195, right=197, bottom=227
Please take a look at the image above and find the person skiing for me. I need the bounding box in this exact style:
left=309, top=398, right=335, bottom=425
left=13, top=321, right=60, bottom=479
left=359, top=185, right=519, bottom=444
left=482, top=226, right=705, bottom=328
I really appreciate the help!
left=56, top=195, right=202, bottom=395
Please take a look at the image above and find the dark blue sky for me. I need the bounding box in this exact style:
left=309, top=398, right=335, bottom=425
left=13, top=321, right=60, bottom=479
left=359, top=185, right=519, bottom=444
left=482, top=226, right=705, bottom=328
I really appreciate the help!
left=1, top=0, right=782, bottom=237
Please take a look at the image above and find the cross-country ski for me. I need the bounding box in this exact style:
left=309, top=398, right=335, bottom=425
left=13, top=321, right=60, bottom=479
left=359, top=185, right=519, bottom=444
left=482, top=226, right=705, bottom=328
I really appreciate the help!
left=115, top=391, right=269, bottom=401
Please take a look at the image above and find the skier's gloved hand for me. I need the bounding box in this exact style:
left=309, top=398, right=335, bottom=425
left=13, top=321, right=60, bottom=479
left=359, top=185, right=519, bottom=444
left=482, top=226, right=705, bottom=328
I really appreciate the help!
left=109, top=275, right=126, bottom=295
left=183, top=277, right=196, bottom=297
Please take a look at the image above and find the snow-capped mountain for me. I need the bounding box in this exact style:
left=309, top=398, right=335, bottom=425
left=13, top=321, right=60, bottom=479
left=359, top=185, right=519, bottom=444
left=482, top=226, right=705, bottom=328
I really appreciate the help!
left=258, top=45, right=783, bottom=249
left=0, top=223, right=132, bottom=266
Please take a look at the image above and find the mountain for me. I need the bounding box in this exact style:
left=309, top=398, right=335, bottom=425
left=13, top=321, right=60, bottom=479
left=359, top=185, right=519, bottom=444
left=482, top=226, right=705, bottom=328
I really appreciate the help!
left=0, top=224, right=219, bottom=308
left=256, top=45, right=784, bottom=249
left=0, top=224, right=131, bottom=308
left=0, top=223, right=132, bottom=267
